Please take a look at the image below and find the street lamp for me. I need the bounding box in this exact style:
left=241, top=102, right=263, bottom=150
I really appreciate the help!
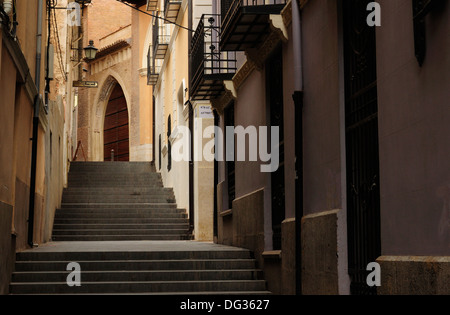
left=83, top=40, right=98, bottom=60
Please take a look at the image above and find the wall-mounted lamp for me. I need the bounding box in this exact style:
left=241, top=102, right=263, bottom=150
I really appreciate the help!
left=83, top=40, right=98, bottom=60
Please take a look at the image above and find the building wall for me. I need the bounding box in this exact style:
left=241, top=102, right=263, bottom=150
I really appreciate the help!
left=300, top=0, right=349, bottom=294
left=376, top=0, right=450, bottom=256
left=137, top=5, right=153, bottom=159
left=75, top=0, right=153, bottom=162
left=0, top=0, right=65, bottom=294
left=152, top=0, right=215, bottom=241
left=299, top=0, right=450, bottom=294
left=214, top=1, right=297, bottom=294
left=374, top=0, right=450, bottom=294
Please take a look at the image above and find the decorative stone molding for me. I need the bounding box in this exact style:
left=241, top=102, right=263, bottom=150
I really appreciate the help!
left=245, top=29, right=282, bottom=70
left=98, top=76, right=117, bottom=102
left=242, top=2, right=292, bottom=72
left=282, top=0, right=293, bottom=26
left=232, top=59, right=256, bottom=91
left=223, top=80, right=237, bottom=99
left=138, top=67, right=147, bottom=77
left=299, top=0, right=309, bottom=9
left=90, top=47, right=131, bottom=76
left=211, top=88, right=235, bottom=116
left=270, top=14, right=289, bottom=42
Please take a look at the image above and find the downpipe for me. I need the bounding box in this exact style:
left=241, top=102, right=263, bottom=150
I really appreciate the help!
left=292, top=0, right=304, bottom=295
left=28, top=0, right=44, bottom=248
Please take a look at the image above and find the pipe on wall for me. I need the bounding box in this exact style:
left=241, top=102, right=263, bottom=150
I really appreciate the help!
left=292, top=0, right=304, bottom=295
left=28, top=0, right=44, bottom=248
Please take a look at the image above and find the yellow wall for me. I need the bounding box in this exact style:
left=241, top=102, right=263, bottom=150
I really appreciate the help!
left=139, top=5, right=153, bottom=146
left=0, top=48, right=16, bottom=206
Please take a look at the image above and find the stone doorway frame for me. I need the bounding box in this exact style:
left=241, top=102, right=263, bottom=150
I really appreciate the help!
left=90, top=71, right=131, bottom=161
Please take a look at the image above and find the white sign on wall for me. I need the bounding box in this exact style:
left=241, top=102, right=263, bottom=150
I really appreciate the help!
left=198, top=105, right=214, bottom=119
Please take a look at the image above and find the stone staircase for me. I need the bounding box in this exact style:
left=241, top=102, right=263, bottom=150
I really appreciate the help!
left=9, top=241, right=269, bottom=295
left=52, top=162, right=192, bottom=241
left=10, top=162, right=270, bottom=295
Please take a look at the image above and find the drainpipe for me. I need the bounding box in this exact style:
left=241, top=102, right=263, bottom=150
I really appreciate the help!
left=187, top=0, right=195, bottom=235
left=28, top=0, right=44, bottom=248
left=292, top=0, right=304, bottom=295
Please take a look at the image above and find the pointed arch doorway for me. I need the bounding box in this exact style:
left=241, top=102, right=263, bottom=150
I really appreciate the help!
left=104, top=84, right=130, bottom=161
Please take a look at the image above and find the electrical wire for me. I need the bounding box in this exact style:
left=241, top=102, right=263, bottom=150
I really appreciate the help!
left=51, top=2, right=68, bottom=82
left=115, top=0, right=195, bottom=33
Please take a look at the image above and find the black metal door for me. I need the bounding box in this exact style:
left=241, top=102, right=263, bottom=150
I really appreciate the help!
left=343, top=0, right=381, bottom=295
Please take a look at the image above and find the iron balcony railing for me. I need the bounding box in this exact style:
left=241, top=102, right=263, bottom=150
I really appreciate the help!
left=221, top=0, right=287, bottom=26
left=164, top=0, right=182, bottom=23
left=147, top=0, right=158, bottom=11
left=221, top=0, right=287, bottom=50
left=153, top=15, right=170, bottom=59
left=190, top=14, right=237, bottom=100
left=147, top=45, right=160, bottom=86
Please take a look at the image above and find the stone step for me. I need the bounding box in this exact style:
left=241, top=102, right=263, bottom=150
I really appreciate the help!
left=14, top=259, right=256, bottom=272
left=55, top=208, right=185, bottom=214
left=12, top=291, right=272, bottom=295
left=54, top=213, right=188, bottom=219
left=62, top=188, right=173, bottom=194
left=12, top=269, right=262, bottom=282
left=62, top=199, right=175, bottom=204
left=51, top=235, right=193, bottom=241
left=67, top=173, right=162, bottom=178
left=11, top=162, right=270, bottom=295
left=53, top=218, right=189, bottom=224
left=67, top=178, right=163, bottom=184
left=69, top=162, right=155, bottom=172
left=66, top=185, right=166, bottom=189
left=9, top=280, right=267, bottom=294
left=53, top=224, right=189, bottom=230
left=52, top=229, right=190, bottom=236
left=16, top=249, right=253, bottom=261
left=58, top=203, right=178, bottom=209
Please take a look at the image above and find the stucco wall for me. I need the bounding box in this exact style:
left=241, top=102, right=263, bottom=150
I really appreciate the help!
left=376, top=0, right=450, bottom=256
left=302, top=0, right=342, bottom=216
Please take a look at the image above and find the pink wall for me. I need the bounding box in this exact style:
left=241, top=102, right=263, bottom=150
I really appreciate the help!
left=377, top=0, right=450, bottom=255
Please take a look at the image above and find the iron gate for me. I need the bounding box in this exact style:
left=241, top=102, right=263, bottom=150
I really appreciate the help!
left=343, top=0, right=381, bottom=295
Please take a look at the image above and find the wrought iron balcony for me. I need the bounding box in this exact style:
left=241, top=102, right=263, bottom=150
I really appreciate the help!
left=153, top=16, right=170, bottom=59
left=220, top=0, right=288, bottom=51
left=147, top=0, right=158, bottom=11
left=147, top=45, right=160, bottom=86
left=164, top=0, right=182, bottom=23
left=190, top=15, right=237, bottom=101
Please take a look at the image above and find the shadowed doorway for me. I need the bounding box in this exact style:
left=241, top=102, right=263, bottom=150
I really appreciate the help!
left=104, top=84, right=129, bottom=161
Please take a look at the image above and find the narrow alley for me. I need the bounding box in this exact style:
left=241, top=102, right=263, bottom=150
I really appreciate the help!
left=0, top=0, right=449, bottom=301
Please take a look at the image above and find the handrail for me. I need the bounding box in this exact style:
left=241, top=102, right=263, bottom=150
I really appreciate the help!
left=72, top=141, right=87, bottom=161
